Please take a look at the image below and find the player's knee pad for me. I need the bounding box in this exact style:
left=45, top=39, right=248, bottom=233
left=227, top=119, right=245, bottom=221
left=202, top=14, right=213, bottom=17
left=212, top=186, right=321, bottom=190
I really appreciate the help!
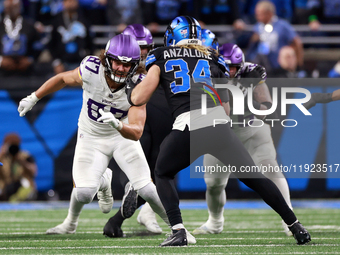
left=204, top=177, right=228, bottom=191
left=74, top=187, right=97, bottom=204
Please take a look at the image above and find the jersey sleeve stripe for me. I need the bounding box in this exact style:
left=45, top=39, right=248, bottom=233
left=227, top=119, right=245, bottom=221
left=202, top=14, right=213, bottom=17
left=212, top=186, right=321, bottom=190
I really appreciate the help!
left=146, top=54, right=156, bottom=67
left=218, top=56, right=228, bottom=69
left=78, top=68, right=82, bottom=80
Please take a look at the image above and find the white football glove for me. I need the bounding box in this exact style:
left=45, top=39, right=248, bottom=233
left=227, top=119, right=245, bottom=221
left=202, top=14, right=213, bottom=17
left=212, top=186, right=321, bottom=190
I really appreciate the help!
left=98, top=109, right=123, bottom=130
left=18, top=92, right=40, bottom=117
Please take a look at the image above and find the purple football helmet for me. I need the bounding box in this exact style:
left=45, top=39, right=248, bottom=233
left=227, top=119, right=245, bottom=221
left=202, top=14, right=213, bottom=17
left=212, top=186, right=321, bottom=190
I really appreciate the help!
left=219, top=43, right=245, bottom=77
left=104, top=34, right=141, bottom=83
left=122, top=24, right=154, bottom=61
left=122, top=24, right=154, bottom=48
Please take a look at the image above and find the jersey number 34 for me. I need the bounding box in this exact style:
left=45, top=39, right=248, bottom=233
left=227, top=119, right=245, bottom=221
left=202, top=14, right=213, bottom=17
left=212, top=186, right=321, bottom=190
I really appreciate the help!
left=165, top=59, right=213, bottom=94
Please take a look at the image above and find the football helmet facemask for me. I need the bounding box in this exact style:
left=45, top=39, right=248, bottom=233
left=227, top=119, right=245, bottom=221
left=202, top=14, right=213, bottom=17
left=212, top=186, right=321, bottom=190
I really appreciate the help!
left=104, top=34, right=141, bottom=84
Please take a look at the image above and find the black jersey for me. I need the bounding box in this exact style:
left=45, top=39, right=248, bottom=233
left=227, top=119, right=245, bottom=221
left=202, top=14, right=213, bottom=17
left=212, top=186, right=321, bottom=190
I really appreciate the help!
left=145, top=46, right=230, bottom=118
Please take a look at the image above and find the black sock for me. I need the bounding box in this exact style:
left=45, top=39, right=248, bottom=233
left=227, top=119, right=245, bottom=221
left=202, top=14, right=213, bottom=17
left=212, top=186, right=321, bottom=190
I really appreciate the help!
left=109, top=207, right=125, bottom=227
left=239, top=177, right=297, bottom=225
left=136, top=196, right=146, bottom=208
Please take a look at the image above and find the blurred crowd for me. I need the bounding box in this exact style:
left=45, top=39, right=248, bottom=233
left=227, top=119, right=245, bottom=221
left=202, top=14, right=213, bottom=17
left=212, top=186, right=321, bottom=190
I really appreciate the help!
left=0, top=133, right=37, bottom=202
left=0, top=0, right=339, bottom=78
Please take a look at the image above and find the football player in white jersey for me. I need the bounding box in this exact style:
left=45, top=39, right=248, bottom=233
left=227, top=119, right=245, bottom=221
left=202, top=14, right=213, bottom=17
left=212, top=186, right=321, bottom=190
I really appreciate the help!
left=17, top=34, right=171, bottom=235
left=103, top=24, right=170, bottom=237
left=193, top=43, right=294, bottom=236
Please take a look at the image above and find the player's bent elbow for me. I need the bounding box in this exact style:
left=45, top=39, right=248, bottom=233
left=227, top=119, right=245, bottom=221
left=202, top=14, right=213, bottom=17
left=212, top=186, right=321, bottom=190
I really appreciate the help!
left=122, top=130, right=143, bottom=141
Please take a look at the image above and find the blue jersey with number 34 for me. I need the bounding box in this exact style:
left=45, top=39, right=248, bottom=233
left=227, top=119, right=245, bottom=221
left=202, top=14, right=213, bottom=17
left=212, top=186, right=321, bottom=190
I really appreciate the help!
left=145, top=46, right=230, bottom=118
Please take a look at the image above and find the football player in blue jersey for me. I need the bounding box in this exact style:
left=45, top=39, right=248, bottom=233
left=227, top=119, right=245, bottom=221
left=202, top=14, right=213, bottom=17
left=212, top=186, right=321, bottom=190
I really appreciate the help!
left=127, top=16, right=311, bottom=246
left=193, top=42, right=294, bottom=236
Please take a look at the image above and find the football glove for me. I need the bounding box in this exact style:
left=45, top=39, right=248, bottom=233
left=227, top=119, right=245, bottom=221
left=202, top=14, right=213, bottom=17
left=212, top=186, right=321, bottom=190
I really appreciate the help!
left=98, top=109, right=123, bottom=130
left=241, top=65, right=267, bottom=87
left=18, top=92, right=39, bottom=117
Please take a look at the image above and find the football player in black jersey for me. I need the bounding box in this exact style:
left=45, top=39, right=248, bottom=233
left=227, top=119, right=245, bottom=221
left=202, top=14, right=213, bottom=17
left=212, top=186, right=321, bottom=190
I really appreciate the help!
left=128, top=16, right=311, bottom=247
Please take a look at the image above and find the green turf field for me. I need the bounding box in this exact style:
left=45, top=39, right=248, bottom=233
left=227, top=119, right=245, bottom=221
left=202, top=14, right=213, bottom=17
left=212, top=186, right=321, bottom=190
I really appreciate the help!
left=0, top=206, right=339, bottom=254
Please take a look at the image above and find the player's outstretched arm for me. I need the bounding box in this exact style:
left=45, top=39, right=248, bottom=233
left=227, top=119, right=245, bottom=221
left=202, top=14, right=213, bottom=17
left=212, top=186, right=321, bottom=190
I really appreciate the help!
left=130, top=65, right=160, bottom=106
left=331, top=89, right=340, bottom=101
left=303, top=92, right=333, bottom=110
left=18, top=68, right=82, bottom=117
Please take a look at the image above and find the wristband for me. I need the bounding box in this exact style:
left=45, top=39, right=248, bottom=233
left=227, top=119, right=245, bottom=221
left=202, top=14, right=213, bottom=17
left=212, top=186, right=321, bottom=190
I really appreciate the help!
left=261, top=101, right=272, bottom=110
left=116, top=121, right=123, bottom=131
left=252, top=100, right=261, bottom=110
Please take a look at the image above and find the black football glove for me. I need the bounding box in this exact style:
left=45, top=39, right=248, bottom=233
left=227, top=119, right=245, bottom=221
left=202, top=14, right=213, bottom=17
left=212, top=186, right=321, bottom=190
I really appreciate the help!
left=241, top=65, right=267, bottom=87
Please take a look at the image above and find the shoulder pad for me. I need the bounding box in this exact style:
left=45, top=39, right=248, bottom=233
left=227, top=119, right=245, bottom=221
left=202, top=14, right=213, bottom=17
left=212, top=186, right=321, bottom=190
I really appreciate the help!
left=145, top=46, right=170, bottom=71
left=131, top=73, right=146, bottom=83
left=79, top=55, right=102, bottom=82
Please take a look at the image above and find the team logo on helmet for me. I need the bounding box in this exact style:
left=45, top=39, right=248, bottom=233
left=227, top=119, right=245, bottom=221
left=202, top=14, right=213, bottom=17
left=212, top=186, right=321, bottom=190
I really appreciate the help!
left=180, top=28, right=188, bottom=38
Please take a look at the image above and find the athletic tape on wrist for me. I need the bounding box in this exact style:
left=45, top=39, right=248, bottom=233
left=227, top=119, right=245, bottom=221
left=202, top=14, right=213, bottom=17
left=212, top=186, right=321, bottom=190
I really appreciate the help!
left=116, top=121, right=123, bottom=131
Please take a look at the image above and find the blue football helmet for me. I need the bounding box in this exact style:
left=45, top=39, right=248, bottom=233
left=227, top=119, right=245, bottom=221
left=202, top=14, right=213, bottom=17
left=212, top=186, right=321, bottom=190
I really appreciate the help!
left=164, top=16, right=202, bottom=47
left=201, top=29, right=219, bottom=51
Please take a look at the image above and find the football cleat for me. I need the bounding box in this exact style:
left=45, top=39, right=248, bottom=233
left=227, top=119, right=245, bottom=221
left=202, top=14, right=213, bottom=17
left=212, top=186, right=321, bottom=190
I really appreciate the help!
left=185, top=229, right=197, bottom=244
left=137, top=203, right=162, bottom=234
left=282, top=220, right=293, bottom=236
left=97, top=168, right=113, bottom=214
left=288, top=221, right=311, bottom=245
left=103, top=217, right=125, bottom=238
left=159, top=228, right=187, bottom=247
left=192, top=217, right=224, bottom=235
left=46, top=221, right=77, bottom=235
left=121, top=182, right=138, bottom=218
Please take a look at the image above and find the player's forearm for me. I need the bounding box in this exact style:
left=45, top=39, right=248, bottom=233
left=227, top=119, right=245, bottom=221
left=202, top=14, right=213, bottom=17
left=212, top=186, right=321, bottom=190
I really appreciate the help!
left=131, top=85, right=151, bottom=106
left=35, top=74, right=68, bottom=99
left=332, top=89, right=340, bottom=101
left=131, top=65, right=160, bottom=106
left=118, top=123, right=144, bottom=141
left=253, top=83, right=272, bottom=104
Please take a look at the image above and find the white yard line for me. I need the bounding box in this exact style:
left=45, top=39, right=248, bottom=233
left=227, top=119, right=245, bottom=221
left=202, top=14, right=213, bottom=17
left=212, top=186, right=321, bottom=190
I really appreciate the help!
left=1, top=237, right=340, bottom=243
left=0, top=244, right=339, bottom=250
